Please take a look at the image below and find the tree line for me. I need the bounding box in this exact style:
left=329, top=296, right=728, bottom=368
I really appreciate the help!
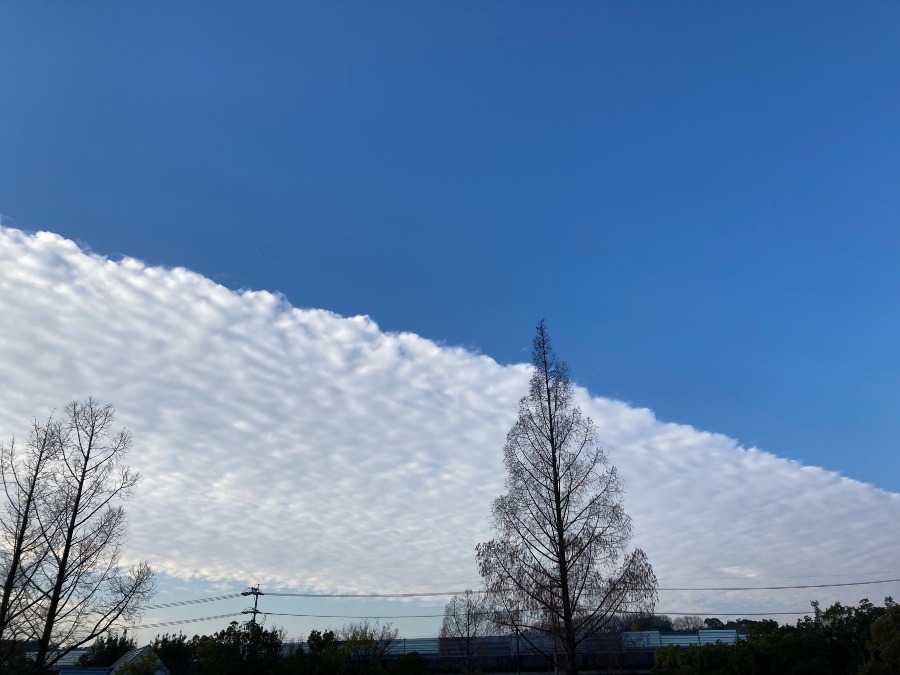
left=75, top=620, right=428, bottom=675
left=72, top=595, right=900, bottom=675
left=652, top=597, right=900, bottom=675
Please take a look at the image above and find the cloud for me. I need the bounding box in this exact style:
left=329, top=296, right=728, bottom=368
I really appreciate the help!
left=1, top=226, right=898, bottom=623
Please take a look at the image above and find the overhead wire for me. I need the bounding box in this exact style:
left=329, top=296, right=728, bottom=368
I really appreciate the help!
left=266, top=576, right=900, bottom=598
left=137, top=574, right=899, bottom=606
left=263, top=610, right=814, bottom=620
left=658, top=570, right=900, bottom=582
left=132, top=606, right=818, bottom=630
left=265, top=612, right=446, bottom=619
left=267, top=591, right=462, bottom=599
left=140, top=593, right=243, bottom=610
left=133, top=613, right=244, bottom=630
left=129, top=575, right=899, bottom=631
left=656, top=577, right=900, bottom=592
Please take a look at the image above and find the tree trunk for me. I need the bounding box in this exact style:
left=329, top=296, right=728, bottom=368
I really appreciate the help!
left=33, top=425, right=91, bottom=673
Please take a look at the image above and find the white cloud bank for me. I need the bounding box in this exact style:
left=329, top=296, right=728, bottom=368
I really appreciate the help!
left=0, top=226, right=898, bottom=620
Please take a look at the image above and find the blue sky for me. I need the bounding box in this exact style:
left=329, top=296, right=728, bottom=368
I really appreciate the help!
left=1, top=2, right=899, bottom=641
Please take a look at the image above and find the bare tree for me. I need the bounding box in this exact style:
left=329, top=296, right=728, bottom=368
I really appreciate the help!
left=0, top=417, right=61, bottom=650
left=476, top=322, right=657, bottom=675
left=0, top=400, right=154, bottom=673
left=672, top=615, right=704, bottom=633
left=439, top=590, right=497, bottom=673
left=338, top=619, right=398, bottom=672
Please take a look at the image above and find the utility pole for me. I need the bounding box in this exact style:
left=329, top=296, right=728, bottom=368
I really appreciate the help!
left=242, top=585, right=264, bottom=628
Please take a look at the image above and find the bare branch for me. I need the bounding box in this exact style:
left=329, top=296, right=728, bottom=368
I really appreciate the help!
left=0, top=400, right=154, bottom=673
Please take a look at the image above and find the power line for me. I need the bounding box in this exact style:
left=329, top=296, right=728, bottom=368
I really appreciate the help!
left=659, top=570, right=900, bottom=582
left=263, top=610, right=810, bottom=620
left=141, top=593, right=243, bottom=610
left=133, top=612, right=244, bottom=630
left=265, top=612, right=446, bottom=619
left=133, top=607, right=818, bottom=630
left=266, top=577, right=900, bottom=598
left=265, top=591, right=426, bottom=598
left=127, top=575, right=900, bottom=630
left=656, top=578, right=900, bottom=592
left=379, top=570, right=900, bottom=586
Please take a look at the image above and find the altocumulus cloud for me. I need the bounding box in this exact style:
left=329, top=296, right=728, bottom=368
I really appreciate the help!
left=0, top=226, right=898, bottom=617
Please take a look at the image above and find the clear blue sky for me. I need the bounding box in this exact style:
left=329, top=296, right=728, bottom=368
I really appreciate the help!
left=1, top=2, right=898, bottom=492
